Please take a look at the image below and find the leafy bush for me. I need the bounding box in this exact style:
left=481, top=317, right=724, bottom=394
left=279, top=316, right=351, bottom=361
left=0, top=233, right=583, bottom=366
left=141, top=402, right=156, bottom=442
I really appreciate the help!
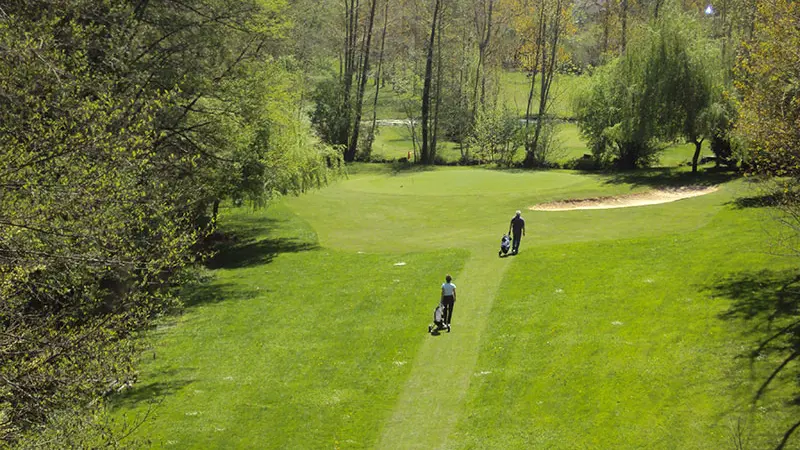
left=518, top=119, right=565, bottom=168
left=465, top=105, right=521, bottom=166
left=310, top=76, right=351, bottom=146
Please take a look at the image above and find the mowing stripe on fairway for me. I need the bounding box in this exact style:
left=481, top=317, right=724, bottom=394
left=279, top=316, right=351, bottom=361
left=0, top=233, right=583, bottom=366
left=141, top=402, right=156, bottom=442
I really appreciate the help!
left=378, top=249, right=514, bottom=449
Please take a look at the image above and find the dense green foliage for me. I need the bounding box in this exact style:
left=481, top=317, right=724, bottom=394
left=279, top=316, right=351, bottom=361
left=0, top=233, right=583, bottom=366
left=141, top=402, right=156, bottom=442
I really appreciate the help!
left=0, top=0, right=339, bottom=445
left=575, top=11, right=735, bottom=171
left=736, top=0, right=800, bottom=178
left=465, top=105, right=521, bottom=166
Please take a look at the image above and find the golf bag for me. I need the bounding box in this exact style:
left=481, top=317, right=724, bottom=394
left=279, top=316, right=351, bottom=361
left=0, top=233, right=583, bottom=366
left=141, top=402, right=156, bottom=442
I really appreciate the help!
left=499, top=234, right=511, bottom=256
left=428, top=303, right=450, bottom=333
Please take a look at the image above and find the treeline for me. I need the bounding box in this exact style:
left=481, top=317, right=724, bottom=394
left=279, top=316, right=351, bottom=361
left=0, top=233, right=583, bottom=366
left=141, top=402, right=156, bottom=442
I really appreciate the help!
left=303, top=0, right=575, bottom=166
left=300, top=0, right=796, bottom=173
left=0, top=0, right=339, bottom=446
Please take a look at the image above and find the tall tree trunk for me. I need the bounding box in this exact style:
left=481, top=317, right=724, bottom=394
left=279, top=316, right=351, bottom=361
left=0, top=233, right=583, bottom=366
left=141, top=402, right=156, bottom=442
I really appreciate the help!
left=524, top=0, right=563, bottom=168
left=421, top=0, right=441, bottom=164
left=602, top=0, right=610, bottom=54
left=620, top=0, right=628, bottom=53
left=525, top=3, right=546, bottom=128
left=370, top=0, right=389, bottom=136
left=431, top=1, right=445, bottom=164
left=346, top=0, right=378, bottom=162
left=472, top=0, right=494, bottom=120
left=530, top=20, right=549, bottom=164
left=341, top=0, right=359, bottom=148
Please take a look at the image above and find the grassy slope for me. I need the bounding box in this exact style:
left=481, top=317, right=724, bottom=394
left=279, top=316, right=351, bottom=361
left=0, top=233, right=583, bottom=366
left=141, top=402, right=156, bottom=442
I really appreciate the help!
left=362, top=70, right=587, bottom=121
left=497, top=72, right=589, bottom=119
left=457, top=187, right=797, bottom=448
left=113, top=167, right=799, bottom=449
left=115, top=204, right=469, bottom=448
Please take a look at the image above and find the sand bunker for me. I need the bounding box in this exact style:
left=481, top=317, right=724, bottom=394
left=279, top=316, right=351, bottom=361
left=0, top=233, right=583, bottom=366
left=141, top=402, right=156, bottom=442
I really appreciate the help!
left=530, top=186, right=718, bottom=211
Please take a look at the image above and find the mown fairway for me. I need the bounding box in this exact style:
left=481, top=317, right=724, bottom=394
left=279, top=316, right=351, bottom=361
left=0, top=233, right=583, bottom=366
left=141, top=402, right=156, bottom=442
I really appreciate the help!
left=114, top=165, right=800, bottom=449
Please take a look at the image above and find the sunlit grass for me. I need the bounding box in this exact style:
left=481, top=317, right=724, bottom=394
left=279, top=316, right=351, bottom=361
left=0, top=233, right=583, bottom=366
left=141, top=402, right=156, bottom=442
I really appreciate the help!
left=113, top=165, right=799, bottom=449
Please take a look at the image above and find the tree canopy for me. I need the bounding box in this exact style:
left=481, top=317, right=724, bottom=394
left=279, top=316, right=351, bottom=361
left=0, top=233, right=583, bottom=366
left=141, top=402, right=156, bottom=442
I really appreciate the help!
left=0, top=0, right=339, bottom=444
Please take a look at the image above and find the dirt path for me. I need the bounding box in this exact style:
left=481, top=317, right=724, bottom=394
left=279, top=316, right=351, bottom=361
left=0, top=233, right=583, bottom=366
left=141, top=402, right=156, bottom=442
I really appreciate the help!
left=529, top=186, right=718, bottom=211
left=377, top=250, right=511, bottom=449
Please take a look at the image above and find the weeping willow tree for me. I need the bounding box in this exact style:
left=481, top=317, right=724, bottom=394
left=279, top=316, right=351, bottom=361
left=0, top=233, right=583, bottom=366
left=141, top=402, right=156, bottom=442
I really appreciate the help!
left=577, top=10, right=727, bottom=170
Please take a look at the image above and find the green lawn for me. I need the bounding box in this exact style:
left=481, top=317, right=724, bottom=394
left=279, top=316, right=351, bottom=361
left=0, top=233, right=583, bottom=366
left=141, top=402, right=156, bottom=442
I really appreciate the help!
left=113, top=165, right=800, bottom=449
left=369, top=125, right=464, bottom=163
left=498, top=72, right=589, bottom=119
left=362, top=71, right=587, bottom=121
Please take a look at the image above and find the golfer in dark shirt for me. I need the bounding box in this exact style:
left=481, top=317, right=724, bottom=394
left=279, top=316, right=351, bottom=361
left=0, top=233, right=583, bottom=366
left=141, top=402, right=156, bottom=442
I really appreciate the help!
left=508, top=210, right=525, bottom=254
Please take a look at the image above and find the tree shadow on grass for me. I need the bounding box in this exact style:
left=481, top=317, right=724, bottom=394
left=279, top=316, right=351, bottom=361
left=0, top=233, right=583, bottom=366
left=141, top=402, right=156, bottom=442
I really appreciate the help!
left=207, top=237, right=316, bottom=269
left=710, top=269, right=800, bottom=449
left=600, top=167, right=740, bottom=189
left=728, top=192, right=784, bottom=210
left=181, top=281, right=270, bottom=308
left=206, top=217, right=317, bottom=270
left=113, top=368, right=195, bottom=409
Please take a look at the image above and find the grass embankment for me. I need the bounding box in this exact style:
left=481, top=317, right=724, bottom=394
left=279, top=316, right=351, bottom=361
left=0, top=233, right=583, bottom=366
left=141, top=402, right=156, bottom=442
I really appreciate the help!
left=114, top=166, right=799, bottom=449
left=115, top=202, right=469, bottom=447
